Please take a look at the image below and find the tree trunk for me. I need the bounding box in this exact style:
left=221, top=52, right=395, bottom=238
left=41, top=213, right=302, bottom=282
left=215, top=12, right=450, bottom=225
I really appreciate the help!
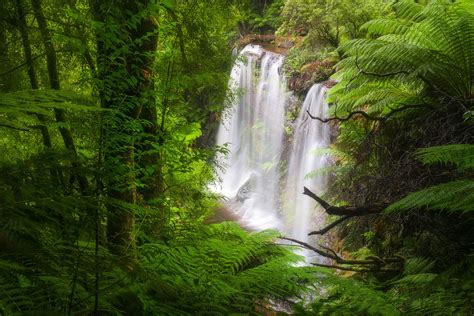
left=92, top=0, right=160, bottom=259
left=0, top=2, right=16, bottom=93
left=30, top=0, right=88, bottom=193
left=15, top=0, right=53, bottom=148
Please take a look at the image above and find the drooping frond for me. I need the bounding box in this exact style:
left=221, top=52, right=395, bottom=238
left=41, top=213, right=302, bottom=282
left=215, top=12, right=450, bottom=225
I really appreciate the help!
left=402, top=257, right=435, bottom=275
left=416, top=144, right=474, bottom=170
left=0, top=89, right=100, bottom=131
left=387, top=143, right=474, bottom=214
left=0, top=89, right=98, bottom=113
left=386, top=180, right=474, bottom=214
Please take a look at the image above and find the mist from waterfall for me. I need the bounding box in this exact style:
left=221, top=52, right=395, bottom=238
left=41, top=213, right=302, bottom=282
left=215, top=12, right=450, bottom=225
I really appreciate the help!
left=214, top=45, right=331, bottom=251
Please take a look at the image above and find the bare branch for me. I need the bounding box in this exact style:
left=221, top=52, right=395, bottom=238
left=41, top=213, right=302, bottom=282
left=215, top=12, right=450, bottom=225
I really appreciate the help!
left=307, top=110, right=382, bottom=123
left=307, top=103, right=434, bottom=124
left=311, top=262, right=366, bottom=272
left=280, top=236, right=338, bottom=261
left=308, top=215, right=353, bottom=236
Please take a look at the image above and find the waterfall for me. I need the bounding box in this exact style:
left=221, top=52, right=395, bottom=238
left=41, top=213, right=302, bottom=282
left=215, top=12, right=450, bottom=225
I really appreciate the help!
left=215, top=44, right=331, bottom=255
left=215, top=44, right=288, bottom=230
left=284, top=84, right=331, bottom=259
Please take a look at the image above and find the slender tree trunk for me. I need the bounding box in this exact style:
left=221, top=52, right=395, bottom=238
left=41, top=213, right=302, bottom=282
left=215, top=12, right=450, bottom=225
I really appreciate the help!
left=130, top=9, right=161, bottom=202
left=0, top=2, right=14, bottom=93
left=30, top=0, right=88, bottom=193
left=15, top=0, right=53, bottom=148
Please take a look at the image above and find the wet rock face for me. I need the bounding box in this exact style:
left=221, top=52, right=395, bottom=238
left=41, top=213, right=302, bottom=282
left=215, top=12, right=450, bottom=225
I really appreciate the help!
left=235, top=173, right=257, bottom=203
left=275, top=37, right=295, bottom=49
left=287, top=59, right=336, bottom=96
left=237, top=34, right=303, bottom=55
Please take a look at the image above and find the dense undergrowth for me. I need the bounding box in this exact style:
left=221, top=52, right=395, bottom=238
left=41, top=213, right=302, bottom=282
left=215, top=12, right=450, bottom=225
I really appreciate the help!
left=0, top=0, right=317, bottom=314
left=280, top=0, right=474, bottom=314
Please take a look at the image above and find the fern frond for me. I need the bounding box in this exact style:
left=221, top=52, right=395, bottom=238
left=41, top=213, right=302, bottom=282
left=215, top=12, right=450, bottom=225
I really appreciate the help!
left=403, top=257, right=435, bottom=275
left=416, top=144, right=474, bottom=170
left=386, top=180, right=474, bottom=213
left=393, top=0, right=424, bottom=21
left=363, top=18, right=411, bottom=36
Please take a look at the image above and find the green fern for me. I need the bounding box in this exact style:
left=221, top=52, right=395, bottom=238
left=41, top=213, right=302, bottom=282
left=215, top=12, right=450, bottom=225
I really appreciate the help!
left=416, top=144, right=474, bottom=170
left=386, top=180, right=474, bottom=213
left=329, top=0, right=474, bottom=118
left=387, top=144, right=474, bottom=213
left=136, top=222, right=315, bottom=315
left=295, top=268, right=400, bottom=316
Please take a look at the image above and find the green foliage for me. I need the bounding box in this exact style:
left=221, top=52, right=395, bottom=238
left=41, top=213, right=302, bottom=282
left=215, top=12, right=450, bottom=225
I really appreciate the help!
left=387, top=144, right=474, bottom=214
left=317, top=1, right=474, bottom=314
left=329, top=0, right=474, bottom=115
left=135, top=223, right=314, bottom=315
left=295, top=269, right=400, bottom=316
left=327, top=0, right=474, bottom=209
left=305, top=147, right=354, bottom=180
left=236, top=0, right=285, bottom=33
left=0, top=133, right=314, bottom=314
left=297, top=257, right=474, bottom=315
left=278, top=0, right=388, bottom=47
left=387, top=180, right=474, bottom=214
left=0, top=0, right=321, bottom=314
left=1, top=0, right=473, bottom=314
left=416, top=144, right=474, bottom=170
left=0, top=89, right=99, bottom=133
left=279, top=0, right=387, bottom=93
left=250, top=0, right=285, bottom=31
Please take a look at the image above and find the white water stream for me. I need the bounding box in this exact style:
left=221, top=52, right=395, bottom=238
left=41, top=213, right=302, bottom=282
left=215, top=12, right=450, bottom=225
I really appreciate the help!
left=214, top=44, right=331, bottom=257
left=283, top=84, right=331, bottom=259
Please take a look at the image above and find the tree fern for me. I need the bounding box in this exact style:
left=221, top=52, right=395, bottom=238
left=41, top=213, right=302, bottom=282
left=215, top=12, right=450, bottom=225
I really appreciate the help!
left=329, top=0, right=474, bottom=117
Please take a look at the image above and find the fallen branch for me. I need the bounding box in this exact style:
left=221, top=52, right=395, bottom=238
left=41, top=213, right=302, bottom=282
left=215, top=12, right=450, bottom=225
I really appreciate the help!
left=303, top=186, right=385, bottom=216
left=311, top=262, right=365, bottom=272
left=281, top=236, right=338, bottom=261
left=280, top=236, right=403, bottom=270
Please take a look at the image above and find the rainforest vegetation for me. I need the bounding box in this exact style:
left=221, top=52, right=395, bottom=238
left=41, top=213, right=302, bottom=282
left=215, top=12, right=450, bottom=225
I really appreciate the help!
left=0, top=0, right=473, bottom=314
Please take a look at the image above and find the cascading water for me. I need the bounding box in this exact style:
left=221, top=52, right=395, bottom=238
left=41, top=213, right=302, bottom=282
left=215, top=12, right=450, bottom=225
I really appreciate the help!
left=215, top=44, right=331, bottom=259
left=215, top=44, right=289, bottom=230
left=283, top=84, right=331, bottom=259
